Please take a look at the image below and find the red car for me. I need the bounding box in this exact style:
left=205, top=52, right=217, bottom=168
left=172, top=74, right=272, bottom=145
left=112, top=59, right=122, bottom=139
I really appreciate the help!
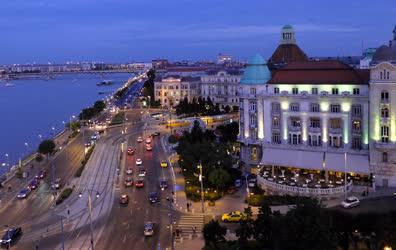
left=127, top=148, right=135, bottom=155
left=146, top=144, right=152, bottom=151
left=135, top=178, right=144, bottom=188
left=124, top=177, right=133, bottom=187
left=120, top=194, right=129, bottom=205
left=35, top=169, right=47, bottom=180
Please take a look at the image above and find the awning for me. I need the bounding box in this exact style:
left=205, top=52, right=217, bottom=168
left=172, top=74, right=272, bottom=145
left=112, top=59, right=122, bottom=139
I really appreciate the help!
left=261, top=148, right=324, bottom=170
left=261, top=148, right=370, bottom=174
left=325, top=152, right=370, bottom=174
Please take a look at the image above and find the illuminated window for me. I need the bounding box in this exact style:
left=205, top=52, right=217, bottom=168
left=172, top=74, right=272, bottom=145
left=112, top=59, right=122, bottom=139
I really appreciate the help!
left=330, top=118, right=342, bottom=129
left=274, top=87, right=280, bottom=94
left=251, top=147, right=257, bottom=161
left=272, top=117, right=280, bottom=127
left=381, top=125, right=389, bottom=143
left=352, top=120, right=361, bottom=132
left=382, top=152, right=388, bottom=162
left=310, top=118, right=321, bottom=128
left=290, top=117, right=301, bottom=127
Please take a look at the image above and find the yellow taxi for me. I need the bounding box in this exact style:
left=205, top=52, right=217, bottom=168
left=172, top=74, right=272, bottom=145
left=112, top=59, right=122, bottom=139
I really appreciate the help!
left=221, top=211, right=247, bottom=222
left=160, top=161, right=168, bottom=168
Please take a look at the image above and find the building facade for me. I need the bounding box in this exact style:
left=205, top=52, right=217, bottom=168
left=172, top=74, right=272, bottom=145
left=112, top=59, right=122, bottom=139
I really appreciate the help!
left=238, top=25, right=396, bottom=188
left=200, top=69, right=242, bottom=109
left=154, top=75, right=201, bottom=107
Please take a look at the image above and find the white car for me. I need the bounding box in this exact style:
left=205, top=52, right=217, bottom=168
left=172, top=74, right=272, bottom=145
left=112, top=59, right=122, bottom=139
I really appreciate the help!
left=136, top=158, right=142, bottom=165
left=138, top=168, right=146, bottom=177
left=137, top=137, right=143, bottom=143
left=144, top=222, right=154, bottom=236
left=341, top=196, right=360, bottom=208
left=248, top=179, right=256, bottom=188
left=126, top=168, right=133, bottom=175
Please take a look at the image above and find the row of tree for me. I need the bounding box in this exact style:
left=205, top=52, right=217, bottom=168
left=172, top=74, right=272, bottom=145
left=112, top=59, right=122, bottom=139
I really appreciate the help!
left=203, top=199, right=396, bottom=250
left=79, top=100, right=106, bottom=120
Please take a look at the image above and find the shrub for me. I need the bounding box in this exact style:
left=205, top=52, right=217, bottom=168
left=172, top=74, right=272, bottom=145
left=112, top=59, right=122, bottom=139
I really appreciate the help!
left=110, top=112, right=125, bottom=125
left=74, top=145, right=95, bottom=177
left=15, top=167, right=23, bottom=179
left=168, top=135, right=178, bottom=144
left=35, top=154, right=44, bottom=162
left=247, top=194, right=265, bottom=206
left=56, top=187, right=73, bottom=205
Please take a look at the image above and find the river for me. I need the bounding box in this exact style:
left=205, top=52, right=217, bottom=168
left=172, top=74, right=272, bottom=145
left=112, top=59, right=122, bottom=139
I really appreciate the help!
left=0, top=73, right=133, bottom=174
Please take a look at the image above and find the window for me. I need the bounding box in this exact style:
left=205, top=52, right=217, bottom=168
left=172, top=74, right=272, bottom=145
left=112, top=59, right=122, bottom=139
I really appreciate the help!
left=310, top=103, right=320, bottom=112
left=290, top=118, right=301, bottom=127
left=332, top=88, right=339, bottom=95
left=380, top=71, right=383, bottom=79
left=250, top=88, right=256, bottom=95
left=351, top=105, right=362, bottom=116
left=381, top=107, right=389, bottom=118
left=274, top=87, right=280, bottom=94
left=272, top=117, right=280, bottom=127
left=353, top=88, right=360, bottom=95
left=382, top=152, right=388, bottom=163
left=310, top=118, right=321, bottom=128
left=308, top=135, right=322, bottom=146
left=329, top=136, right=342, bottom=148
left=271, top=102, right=280, bottom=112
left=352, top=137, right=362, bottom=150
left=330, top=118, right=342, bottom=129
left=381, top=91, right=389, bottom=102
left=249, top=115, right=257, bottom=127
left=272, top=132, right=281, bottom=144
left=352, top=120, right=361, bottom=132
left=381, top=125, right=389, bottom=143
left=290, top=103, right=300, bottom=112
left=387, top=71, right=390, bottom=79
left=288, top=133, right=302, bottom=145
left=292, top=87, right=299, bottom=95
left=311, top=88, right=318, bottom=95
left=251, top=147, right=257, bottom=161
left=330, top=104, right=341, bottom=113
left=249, top=101, right=257, bottom=111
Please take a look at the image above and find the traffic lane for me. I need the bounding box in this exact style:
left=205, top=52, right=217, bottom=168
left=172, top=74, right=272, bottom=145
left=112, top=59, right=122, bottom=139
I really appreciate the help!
left=330, top=196, right=396, bottom=214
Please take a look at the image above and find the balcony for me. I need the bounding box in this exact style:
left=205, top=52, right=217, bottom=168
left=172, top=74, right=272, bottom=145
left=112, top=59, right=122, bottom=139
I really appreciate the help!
left=308, top=127, right=321, bottom=133
left=249, top=109, right=257, bottom=114
left=288, top=126, right=301, bottom=132
left=329, top=128, right=342, bottom=134
left=250, top=123, right=257, bottom=129
left=375, top=142, right=396, bottom=149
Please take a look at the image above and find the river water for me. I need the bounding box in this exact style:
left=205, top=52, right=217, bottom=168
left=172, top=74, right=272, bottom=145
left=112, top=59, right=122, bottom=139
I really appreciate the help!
left=0, top=73, right=133, bottom=174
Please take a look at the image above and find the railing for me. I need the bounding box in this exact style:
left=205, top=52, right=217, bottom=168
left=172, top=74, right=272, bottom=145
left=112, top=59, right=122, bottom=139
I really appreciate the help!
left=257, top=175, right=353, bottom=196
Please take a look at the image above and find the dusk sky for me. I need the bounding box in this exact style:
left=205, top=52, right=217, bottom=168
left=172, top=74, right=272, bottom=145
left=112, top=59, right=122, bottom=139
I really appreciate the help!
left=1, top=0, right=395, bottom=64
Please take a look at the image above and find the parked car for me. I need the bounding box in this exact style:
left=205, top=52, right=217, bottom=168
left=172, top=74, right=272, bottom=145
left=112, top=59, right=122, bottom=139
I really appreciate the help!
left=0, top=227, right=22, bottom=246
left=341, top=196, right=360, bottom=208
left=51, top=178, right=62, bottom=190
left=145, top=137, right=152, bottom=144
left=146, top=144, right=152, bottom=151
left=221, top=211, right=247, bottom=222
left=248, top=179, right=256, bottom=188
left=136, top=158, right=142, bottom=165
left=119, top=194, right=129, bottom=205
left=17, top=188, right=31, bottom=199
left=135, top=178, right=144, bottom=188
left=137, top=137, right=143, bottom=143
left=126, top=168, right=133, bottom=175
left=124, top=177, right=133, bottom=187
left=160, top=180, right=168, bottom=190
left=149, top=192, right=158, bottom=203
left=138, top=168, right=146, bottom=177
left=144, top=222, right=154, bottom=236
left=35, top=169, right=47, bottom=180
left=234, top=179, right=242, bottom=188
left=127, top=148, right=135, bottom=155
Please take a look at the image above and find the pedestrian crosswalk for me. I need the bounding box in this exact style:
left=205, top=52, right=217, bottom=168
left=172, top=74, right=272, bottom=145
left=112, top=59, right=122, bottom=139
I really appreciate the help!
left=175, top=214, right=204, bottom=239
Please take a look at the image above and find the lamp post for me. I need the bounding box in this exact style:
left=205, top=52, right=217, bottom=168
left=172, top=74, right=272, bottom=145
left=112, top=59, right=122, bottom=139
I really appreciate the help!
left=5, top=153, right=9, bottom=167
left=344, top=152, right=347, bottom=201
left=166, top=196, right=175, bottom=250
left=78, top=189, right=100, bottom=250
left=198, top=162, right=205, bottom=213
left=38, top=134, right=43, bottom=142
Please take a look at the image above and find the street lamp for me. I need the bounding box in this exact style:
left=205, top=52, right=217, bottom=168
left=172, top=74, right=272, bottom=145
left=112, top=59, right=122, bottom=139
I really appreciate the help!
left=5, top=153, right=9, bottom=167
left=198, top=162, right=205, bottom=213
left=78, top=189, right=100, bottom=250
left=38, top=134, right=43, bottom=141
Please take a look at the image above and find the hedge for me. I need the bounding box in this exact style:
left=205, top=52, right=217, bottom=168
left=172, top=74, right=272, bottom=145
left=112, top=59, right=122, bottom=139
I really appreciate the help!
left=74, top=145, right=95, bottom=177
left=56, top=187, right=73, bottom=205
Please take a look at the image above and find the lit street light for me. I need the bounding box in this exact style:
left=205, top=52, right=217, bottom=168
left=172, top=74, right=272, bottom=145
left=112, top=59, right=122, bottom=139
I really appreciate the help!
left=78, top=189, right=100, bottom=250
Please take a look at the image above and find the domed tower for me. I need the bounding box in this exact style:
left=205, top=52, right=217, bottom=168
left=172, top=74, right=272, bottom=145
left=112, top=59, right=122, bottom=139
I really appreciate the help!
left=268, top=25, right=308, bottom=68
left=238, top=54, right=271, bottom=166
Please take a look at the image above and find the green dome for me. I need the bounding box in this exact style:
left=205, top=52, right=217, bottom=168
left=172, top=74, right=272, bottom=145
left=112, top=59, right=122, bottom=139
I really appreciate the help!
left=240, top=54, right=271, bottom=85
left=282, top=24, right=293, bottom=29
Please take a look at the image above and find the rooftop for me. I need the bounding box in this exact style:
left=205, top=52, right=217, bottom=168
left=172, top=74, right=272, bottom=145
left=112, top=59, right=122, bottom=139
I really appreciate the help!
left=240, top=54, right=271, bottom=85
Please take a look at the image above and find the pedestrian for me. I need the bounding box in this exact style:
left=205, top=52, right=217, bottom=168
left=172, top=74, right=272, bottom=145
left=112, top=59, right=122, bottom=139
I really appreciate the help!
left=366, top=187, right=369, bottom=195
left=186, top=202, right=190, bottom=212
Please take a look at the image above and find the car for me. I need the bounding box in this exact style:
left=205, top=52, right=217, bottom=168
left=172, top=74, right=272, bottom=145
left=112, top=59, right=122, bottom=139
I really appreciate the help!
left=137, top=137, right=143, bottom=143
left=124, top=177, right=133, bottom=187
left=149, top=192, right=158, bottom=203
left=135, top=178, right=144, bottom=188
left=234, top=179, right=242, bottom=188
left=127, top=148, right=135, bottom=155
left=35, top=169, right=47, bottom=180
left=28, top=179, right=39, bottom=190
left=51, top=178, right=62, bottom=189
left=160, top=180, right=168, bottom=190
left=145, top=137, right=152, bottom=144
left=248, top=179, right=256, bottom=188
left=84, top=141, right=92, bottom=147
left=136, top=158, right=142, bottom=165
left=126, top=168, right=133, bottom=175
left=144, top=222, right=154, bottom=237
left=120, top=194, right=129, bottom=205
left=146, top=144, right=152, bottom=151
left=0, top=227, right=22, bottom=246
left=341, top=196, right=360, bottom=208
left=153, top=131, right=160, bottom=136
left=221, top=211, right=247, bottom=222
left=17, top=188, right=31, bottom=199
left=160, top=161, right=168, bottom=168
left=138, top=168, right=146, bottom=177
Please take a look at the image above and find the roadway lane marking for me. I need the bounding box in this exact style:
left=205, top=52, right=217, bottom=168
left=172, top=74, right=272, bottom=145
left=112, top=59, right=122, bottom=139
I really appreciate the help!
left=122, top=233, right=127, bottom=243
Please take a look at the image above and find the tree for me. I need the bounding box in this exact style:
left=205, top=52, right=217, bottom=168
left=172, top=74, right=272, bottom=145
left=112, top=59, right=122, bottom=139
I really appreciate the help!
left=224, top=105, right=231, bottom=113
left=38, top=139, right=56, bottom=155
left=203, top=220, right=227, bottom=248
left=208, top=169, right=231, bottom=191
left=93, top=100, right=106, bottom=112
left=236, top=206, right=255, bottom=248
